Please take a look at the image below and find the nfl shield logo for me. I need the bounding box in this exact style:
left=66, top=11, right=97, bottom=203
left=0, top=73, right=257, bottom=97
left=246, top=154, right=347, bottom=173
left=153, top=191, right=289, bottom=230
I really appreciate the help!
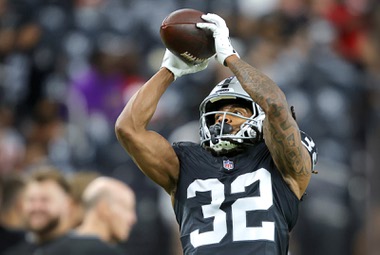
left=223, top=160, right=234, bottom=170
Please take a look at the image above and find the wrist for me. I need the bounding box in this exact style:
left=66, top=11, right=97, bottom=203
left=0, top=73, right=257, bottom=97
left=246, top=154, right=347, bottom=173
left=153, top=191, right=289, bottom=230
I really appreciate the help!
left=160, top=67, right=176, bottom=81
left=224, top=54, right=240, bottom=67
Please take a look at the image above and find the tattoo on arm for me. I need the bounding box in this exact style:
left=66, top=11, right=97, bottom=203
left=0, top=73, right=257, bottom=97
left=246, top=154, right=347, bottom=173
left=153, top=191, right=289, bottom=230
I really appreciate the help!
left=227, top=59, right=285, bottom=111
left=228, top=58, right=310, bottom=177
left=265, top=117, right=310, bottom=177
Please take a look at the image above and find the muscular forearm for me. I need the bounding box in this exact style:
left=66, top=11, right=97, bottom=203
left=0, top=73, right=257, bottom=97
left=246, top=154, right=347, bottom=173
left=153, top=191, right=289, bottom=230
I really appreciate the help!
left=115, top=68, right=180, bottom=194
left=116, top=68, right=174, bottom=134
left=225, top=56, right=311, bottom=198
left=225, top=55, right=288, bottom=116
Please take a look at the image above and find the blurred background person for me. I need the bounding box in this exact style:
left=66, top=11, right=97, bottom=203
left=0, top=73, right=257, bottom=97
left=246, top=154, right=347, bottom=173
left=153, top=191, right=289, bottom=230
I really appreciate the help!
left=0, top=105, right=26, bottom=175
left=0, top=174, right=26, bottom=254
left=46, top=176, right=137, bottom=255
left=4, top=166, right=72, bottom=255
left=67, top=170, right=100, bottom=229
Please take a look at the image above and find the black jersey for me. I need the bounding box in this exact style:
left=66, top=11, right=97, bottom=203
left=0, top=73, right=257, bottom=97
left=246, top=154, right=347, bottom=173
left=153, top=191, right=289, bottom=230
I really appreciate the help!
left=173, top=139, right=313, bottom=255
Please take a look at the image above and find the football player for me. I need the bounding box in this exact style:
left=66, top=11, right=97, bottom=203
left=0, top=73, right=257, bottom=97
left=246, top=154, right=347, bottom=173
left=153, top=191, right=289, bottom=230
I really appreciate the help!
left=115, top=13, right=317, bottom=255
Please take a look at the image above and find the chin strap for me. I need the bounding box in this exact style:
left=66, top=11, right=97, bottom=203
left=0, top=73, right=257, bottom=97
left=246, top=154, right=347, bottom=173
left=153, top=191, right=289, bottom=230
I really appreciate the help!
left=210, top=139, right=238, bottom=152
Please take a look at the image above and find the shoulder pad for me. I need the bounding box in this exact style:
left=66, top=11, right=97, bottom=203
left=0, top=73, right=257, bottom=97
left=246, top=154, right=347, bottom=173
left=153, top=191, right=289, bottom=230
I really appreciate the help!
left=300, top=130, right=318, bottom=170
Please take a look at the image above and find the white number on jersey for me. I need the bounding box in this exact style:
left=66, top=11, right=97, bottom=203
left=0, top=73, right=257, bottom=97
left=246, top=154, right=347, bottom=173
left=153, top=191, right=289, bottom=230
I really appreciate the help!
left=187, top=168, right=274, bottom=248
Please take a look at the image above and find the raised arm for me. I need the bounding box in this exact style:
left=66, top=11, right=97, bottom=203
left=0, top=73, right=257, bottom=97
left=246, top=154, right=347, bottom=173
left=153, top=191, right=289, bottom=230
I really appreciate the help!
left=115, top=50, right=209, bottom=195
left=198, top=14, right=312, bottom=199
left=227, top=56, right=311, bottom=199
left=115, top=68, right=178, bottom=194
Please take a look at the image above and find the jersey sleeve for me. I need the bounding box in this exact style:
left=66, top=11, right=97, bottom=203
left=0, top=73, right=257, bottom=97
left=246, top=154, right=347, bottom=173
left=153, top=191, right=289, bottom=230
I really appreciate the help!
left=300, top=130, right=318, bottom=170
left=172, top=142, right=184, bottom=158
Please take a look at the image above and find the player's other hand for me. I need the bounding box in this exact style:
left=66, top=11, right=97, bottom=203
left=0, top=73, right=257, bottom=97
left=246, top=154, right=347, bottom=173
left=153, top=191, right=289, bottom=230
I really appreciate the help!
left=161, top=49, right=210, bottom=80
left=196, top=13, right=239, bottom=66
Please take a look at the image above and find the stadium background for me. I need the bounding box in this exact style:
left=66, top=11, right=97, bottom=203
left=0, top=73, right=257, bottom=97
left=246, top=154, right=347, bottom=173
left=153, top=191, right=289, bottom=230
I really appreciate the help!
left=0, top=0, right=379, bottom=254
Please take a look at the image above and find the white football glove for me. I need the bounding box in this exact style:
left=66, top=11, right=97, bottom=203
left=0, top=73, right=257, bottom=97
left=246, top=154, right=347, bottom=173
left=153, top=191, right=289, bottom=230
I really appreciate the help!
left=161, top=49, right=209, bottom=80
left=196, top=13, right=239, bottom=66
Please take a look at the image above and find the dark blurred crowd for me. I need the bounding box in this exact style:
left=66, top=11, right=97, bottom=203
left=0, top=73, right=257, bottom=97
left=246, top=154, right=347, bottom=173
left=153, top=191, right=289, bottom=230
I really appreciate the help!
left=0, top=0, right=379, bottom=255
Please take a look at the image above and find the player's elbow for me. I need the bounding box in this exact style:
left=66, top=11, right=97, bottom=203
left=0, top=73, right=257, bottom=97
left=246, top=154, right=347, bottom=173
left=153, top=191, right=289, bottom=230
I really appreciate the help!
left=115, top=115, right=135, bottom=143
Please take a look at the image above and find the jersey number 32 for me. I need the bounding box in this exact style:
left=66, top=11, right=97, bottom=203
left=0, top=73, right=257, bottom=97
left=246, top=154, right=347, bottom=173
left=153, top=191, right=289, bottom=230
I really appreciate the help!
left=187, top=168, right=274, bottom=248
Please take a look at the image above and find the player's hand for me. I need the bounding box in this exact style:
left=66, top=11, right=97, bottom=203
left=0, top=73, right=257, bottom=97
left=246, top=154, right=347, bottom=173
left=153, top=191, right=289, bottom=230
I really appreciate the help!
left=161, top=49, right=209, bottom=80
left=196, top=13, right=239, bottom=66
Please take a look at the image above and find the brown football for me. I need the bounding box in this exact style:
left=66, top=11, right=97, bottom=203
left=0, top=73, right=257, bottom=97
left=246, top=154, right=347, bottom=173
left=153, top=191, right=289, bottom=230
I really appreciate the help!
left=160, top=8, right=215, bottom=64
